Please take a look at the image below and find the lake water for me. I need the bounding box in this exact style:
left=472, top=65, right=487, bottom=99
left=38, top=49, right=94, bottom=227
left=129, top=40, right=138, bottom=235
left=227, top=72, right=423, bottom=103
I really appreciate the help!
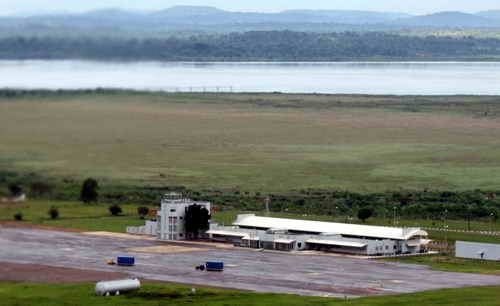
left=1, top=60, right=500, bottom=95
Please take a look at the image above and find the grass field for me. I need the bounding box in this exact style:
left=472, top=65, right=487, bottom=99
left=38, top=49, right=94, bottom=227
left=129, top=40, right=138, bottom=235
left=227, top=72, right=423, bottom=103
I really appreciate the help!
left=2, top=92, right=500, bottom=192
left=0, top=200, right=147, bottom=232
left=2, top=282, right=500, bottom=306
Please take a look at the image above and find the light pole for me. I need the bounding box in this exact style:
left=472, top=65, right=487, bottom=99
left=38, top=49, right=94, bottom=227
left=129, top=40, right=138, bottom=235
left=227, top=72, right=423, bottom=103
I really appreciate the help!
left=467, top=208, right=471, bottom=231
left=490, top=213, right=494, bottom=233
left=444, top=225, right=449, bottom=255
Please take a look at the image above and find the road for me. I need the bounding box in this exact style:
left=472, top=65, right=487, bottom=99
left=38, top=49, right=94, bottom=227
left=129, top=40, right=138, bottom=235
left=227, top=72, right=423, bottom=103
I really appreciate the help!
left=1, top=227, right=500, bottom=298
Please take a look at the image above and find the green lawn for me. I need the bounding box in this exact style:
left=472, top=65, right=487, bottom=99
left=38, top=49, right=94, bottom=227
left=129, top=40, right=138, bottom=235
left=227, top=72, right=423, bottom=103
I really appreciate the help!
left=1, top=282, right=500, bottom=306
left=2, top=92, right=500, bottom=192
left=0, top=200, right=147, bottom=233
left=425, top=231, right=500, bottom=244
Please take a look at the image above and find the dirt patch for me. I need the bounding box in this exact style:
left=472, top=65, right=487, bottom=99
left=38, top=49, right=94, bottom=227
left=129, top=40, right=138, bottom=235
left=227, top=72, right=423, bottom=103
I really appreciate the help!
left=82, top=231, right=157, bottom=240
left=127, top=246, right=207, bottom=254
left=0, top=262, right=130, bottom=284
left=0, top=221, right=85, bottom=233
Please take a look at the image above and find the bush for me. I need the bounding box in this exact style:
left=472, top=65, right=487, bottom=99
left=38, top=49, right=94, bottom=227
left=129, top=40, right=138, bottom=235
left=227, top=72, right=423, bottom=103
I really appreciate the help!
left=109, top=204, right=122, bottom=216
left=137, top=206, right=149, bottom=219
left=8, top=184, right=23, bottom=197
left=358, top=208, right=374, bottom=223
left=14, top=212, right=23, bottom=221
left=80, top=178, right=99, bottom=203
left=48, top=206, right=59, bottom=219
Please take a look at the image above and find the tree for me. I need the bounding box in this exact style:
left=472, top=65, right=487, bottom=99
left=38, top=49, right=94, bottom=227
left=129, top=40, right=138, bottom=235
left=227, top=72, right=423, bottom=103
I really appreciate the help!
left=358, top=208, right=374, bottom=223
left=184, top=204, right=210, bottom=240
left=137, top=206, right=150, bottom=219
left=109, top=204, right=122, bottom=216
left=48, top=206, right=59, bottom=219
left=80, top=178, right=98, bottom=203
left=8, top=184, right=23, bottom=197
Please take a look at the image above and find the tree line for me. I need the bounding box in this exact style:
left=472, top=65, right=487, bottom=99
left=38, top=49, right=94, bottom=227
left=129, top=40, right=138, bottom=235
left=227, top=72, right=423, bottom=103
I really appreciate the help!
left=1, top=31, right=500, bottom=60
left=2, top=170, right=498, bottom=223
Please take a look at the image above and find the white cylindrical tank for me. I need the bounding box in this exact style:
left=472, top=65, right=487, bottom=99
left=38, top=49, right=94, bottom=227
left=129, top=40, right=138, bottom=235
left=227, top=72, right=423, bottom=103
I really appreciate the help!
left=95, top=279, right=141, bottom=296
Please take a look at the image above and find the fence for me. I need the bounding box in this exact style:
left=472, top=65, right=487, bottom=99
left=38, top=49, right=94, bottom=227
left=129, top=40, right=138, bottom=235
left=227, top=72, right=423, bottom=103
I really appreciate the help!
left=140, top=86, right=234, bottom=93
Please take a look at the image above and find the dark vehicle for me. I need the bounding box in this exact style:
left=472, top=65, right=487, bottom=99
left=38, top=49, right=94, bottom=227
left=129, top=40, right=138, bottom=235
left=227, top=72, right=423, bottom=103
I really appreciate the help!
left=117, top=257, right=135, bottom=266
left=206, top=262, right=224, bottom=271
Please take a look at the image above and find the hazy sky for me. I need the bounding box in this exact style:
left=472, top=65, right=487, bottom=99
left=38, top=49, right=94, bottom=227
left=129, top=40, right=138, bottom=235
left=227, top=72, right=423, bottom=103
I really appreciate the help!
left=2, top=0, right=500, bottom=16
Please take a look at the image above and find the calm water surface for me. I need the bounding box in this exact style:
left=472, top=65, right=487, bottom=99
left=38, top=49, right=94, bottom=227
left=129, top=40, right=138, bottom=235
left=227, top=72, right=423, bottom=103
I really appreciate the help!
left=1, top=60, right=499, bottom=95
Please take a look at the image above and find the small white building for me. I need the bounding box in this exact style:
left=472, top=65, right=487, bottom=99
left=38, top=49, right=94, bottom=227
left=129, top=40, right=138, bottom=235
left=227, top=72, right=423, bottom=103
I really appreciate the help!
left=127, top=194, right=210, bottom=241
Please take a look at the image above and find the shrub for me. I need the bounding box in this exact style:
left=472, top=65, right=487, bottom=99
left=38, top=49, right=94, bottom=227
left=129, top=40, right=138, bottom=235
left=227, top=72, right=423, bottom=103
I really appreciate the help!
left=8, top=184, right=23, bottom=197
left=358, top=208, right=374, bottom=223
left=80, top=178, right=99, bottom=203
left=14, top=212, right=23, bottom=221
left=48, top=206, right=59, bottom=219
left=137, top=206, right=149, bottom=219
left=109, top=204, right=122, bottom=216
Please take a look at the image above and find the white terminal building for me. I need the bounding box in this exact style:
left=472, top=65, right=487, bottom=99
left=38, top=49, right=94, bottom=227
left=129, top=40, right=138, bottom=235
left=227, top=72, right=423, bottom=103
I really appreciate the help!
left=128, top=196, right=430, bottom=256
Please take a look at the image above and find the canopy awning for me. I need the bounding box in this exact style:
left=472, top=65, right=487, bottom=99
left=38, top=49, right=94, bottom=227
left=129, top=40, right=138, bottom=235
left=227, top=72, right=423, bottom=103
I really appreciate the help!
left=407, top=239, right=432, bottom=247
left=206, top=230, right=248, bottom=237
left=274, top=239, right=296, bottom=244
left=306, top=239, right=367, bottom=248
left=242, top=235, right=260, bottom=241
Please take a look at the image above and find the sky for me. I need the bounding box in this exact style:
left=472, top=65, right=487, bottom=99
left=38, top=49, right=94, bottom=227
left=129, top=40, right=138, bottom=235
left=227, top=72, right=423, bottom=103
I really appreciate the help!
left=1, top=0, right=499, bottom=16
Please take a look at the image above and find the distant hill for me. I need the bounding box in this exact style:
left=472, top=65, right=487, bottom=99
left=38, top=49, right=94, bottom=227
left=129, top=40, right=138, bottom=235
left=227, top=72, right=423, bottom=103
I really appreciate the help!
left=390, top=11, right=500, bottom=28
left=477, top=10, right=500, bottom=20
left=153, top=6, right=226, bottom=17
left=1, top=6, right=500, bottom=38
left=281, top=10, right=412, bottom=24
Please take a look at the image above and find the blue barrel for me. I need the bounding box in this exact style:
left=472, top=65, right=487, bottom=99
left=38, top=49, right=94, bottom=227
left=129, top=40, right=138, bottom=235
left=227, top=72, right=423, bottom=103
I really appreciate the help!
left=206, top=262, right=224, bottom=271
left=117, top=257, right=135, bottom=266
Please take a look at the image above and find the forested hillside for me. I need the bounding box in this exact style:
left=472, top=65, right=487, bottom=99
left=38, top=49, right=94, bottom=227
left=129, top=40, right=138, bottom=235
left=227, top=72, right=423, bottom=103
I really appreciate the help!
left=1, top=31, right=500, bottom=60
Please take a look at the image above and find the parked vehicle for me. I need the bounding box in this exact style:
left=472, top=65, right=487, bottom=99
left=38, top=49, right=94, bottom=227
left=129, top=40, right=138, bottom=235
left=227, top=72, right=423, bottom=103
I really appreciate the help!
left=95, top=279, right=141, bottom=296
left=205, top=262, right=224, bottom=271
left=117, top=257, right=135, bottom=266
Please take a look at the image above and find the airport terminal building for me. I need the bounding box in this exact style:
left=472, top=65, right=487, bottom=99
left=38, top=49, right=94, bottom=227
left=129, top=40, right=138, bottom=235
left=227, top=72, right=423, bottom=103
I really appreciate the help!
left=128, top=196, right=430, bottom=256
left=208, top=214, right=430, bottom=256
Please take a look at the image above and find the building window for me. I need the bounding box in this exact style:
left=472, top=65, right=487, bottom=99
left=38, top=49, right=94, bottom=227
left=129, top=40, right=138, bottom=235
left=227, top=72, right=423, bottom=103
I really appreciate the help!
left=170, top=209, right=176, bottom=212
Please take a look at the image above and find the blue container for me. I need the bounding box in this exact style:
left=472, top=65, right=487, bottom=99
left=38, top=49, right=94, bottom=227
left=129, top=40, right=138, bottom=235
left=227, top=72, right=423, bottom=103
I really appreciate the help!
left=117, top=257, right=135, bottom=266
left=206, top=262, right=224, bottom=271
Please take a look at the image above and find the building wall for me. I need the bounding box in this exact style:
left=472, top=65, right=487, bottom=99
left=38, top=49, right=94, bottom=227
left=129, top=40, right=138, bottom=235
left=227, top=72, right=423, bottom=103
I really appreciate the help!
left=456, top=241, right=500, bottom=261
left=127, top=221, right=158, bottom=236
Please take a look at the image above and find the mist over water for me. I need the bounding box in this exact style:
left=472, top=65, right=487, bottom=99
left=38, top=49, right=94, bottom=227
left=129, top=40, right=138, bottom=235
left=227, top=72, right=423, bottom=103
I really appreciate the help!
left=1, top=60, right=500, bottom=95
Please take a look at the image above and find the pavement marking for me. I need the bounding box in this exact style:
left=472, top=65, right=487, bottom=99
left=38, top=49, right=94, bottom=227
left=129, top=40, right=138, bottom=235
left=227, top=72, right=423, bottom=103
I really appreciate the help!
left=127, top=245, right=207, bottom=254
